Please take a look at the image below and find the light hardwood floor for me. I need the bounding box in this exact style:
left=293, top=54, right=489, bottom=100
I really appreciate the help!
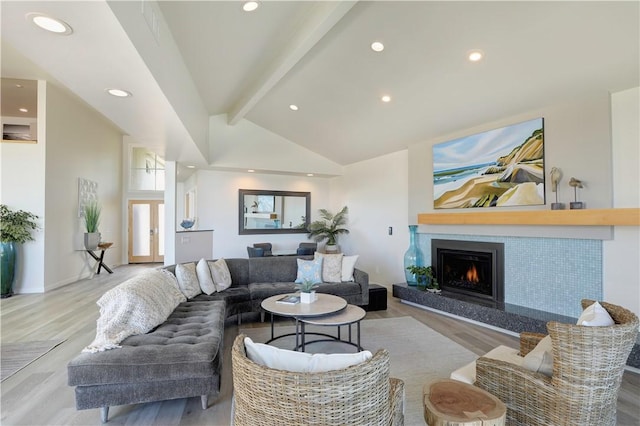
left=1, top=264, right=638, bottom=425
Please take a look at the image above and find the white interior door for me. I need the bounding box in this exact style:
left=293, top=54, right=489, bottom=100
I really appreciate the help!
left=128, top=200, right=164, bottom=263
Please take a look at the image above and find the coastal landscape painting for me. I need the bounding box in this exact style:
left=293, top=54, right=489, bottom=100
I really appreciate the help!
left=433, top=118, right=544, bottom=209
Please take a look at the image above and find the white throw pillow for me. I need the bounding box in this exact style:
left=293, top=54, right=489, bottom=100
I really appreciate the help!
left=209, top=258, right=232, bottom=291
left=175, top=262, right=202, bottom=299
left=521, top=335, right=553, bottom=376
left=341, top=255, right=359, bottom=282
left=196, top=258, right=217, bottom=295
left=314, top=252, right=343, bottom=283
left=577, top=301, right=615, bottom=326
left=244, top=337, right=372, bottom=373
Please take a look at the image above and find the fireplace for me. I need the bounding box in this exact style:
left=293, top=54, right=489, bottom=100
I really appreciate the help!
left=431, top=239, right=504, bottom=306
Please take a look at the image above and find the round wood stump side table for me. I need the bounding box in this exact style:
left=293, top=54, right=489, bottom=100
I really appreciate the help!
left=423, top=379, right=506, bottom=426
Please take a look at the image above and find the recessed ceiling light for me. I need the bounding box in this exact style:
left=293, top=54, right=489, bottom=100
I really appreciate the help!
left=15, top=84, right=23, bottom=88
left=381, top=95, right=391, bottom=103
left=371, top=41, right=384, bottom=52
left=19, top=108, right=28, bottom=113
left=27, top=13, right=73, bottom=35
left=243, top=1, right=259, bottom=12
left=186, top=165, right=195, bottom=169
left=468, top=50, right=484, bottom=62
left=307, top=173, right=314, bottom=177
left=289, top=104, right=299, bottom=111
left=106, top=88, right=132, bottom=98
left=248, top=169, right=255, bottom=173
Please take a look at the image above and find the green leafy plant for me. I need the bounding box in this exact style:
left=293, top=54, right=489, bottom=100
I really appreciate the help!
left=295, top=279, right=319, bottom=293
left=0, top=204, right=39, bottom=244
left=306, top=206, right=349, bottom=246
left=406, top=265, right=438, bottom=290
left=84, top=201, right=101, bottom=233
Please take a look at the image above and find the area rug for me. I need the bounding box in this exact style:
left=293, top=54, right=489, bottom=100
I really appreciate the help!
left=240, top=316, right=478, bottom=425
left=1, top=339, right=65, bottom=382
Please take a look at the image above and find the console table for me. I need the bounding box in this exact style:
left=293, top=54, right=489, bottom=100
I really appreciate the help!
left=86, top=247, right=113, bottom=274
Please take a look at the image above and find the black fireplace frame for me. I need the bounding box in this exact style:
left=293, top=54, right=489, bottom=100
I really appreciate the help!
left=431, top=239, right=504, bottom=304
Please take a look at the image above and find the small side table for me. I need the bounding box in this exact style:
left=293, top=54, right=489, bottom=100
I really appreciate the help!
left=423, top=379, right=506, bottom=426
left=86, top=244, right=113, bottom=274
left=299, top=305, right=366, bottom=351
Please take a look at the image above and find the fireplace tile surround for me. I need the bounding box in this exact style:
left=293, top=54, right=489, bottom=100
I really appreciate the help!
left=418, top=233, right=602, bottom=319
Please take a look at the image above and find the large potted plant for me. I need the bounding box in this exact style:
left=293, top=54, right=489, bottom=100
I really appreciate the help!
left=0, top=204, right=39, bottom=298
left=306, top=206, right=349, bottom=253
left=83, top=201, right=101, bottom=250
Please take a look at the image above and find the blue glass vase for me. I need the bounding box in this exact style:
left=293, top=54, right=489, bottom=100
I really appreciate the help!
left=404, top=225, right=424, bottom=286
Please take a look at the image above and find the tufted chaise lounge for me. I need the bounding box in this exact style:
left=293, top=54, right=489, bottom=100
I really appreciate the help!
left=67, top=300, right=226, bottom=423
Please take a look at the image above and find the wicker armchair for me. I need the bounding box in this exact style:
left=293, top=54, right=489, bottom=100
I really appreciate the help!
left=231, top=334, right=405, bottom=426
left=475, top=299, right=639, bottom=425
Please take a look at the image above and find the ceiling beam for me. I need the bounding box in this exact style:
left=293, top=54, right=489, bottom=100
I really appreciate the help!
left=227, top=1, right=357, bottom=125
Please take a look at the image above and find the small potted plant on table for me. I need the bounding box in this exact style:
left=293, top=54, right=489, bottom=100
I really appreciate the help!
left=296, top=279, right=319, bottom=304
left=406, top=265, right=440, bottom=292
left=83, top=201, right=101, bottom=250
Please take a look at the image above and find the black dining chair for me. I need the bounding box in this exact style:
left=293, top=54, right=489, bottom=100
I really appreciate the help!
left=247, top=247, right=265, bottom=258
left=296, top=242, right=317, bottom=256
left=253, top=243, right=273, bottom=256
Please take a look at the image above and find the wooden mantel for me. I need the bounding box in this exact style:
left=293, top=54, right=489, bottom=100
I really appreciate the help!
left=418, top=208, right=640, bottom=226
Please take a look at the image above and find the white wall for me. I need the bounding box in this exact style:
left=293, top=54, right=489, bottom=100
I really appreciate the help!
left=604, top=87, right=640, bottom=316
left=1, top=81, right=123, bottom=293
left=408, top=91, right=615, bottom=240
left=43, top=82, right=123, bottom=291
left=333, top=150, right=410, bottom=286
left=0, top=81, right=46, bottom=294
left=195, top=170, right=332, bottom=259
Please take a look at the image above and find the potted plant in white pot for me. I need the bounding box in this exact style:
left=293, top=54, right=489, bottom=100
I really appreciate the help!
left=306, top=206, right=349, bottom=253
left=295, top=279, right=319, bottom=304
left=0, top=204, right=39, bottom=298
left=83, top=201, right=101, bottom=250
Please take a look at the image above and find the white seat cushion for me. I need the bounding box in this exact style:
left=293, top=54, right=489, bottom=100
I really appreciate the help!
left=244, top=337, right=372, bottom=373
left=450, top=345, right=522, bottom=384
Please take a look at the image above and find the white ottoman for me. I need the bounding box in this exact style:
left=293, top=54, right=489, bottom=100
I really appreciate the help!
left=450, top=345, right=522, bottom=384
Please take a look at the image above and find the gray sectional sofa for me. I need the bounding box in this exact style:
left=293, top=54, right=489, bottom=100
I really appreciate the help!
left=68, top=255, right=369, bottom=422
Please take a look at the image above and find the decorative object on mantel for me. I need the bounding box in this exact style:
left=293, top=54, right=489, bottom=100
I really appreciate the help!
left=549, top=167, right=565, bottom=210
left=83, top=200, right=101, bottom=250
left=306, top=206, right=349, bottom=253
left=568, top=177, right=585, bottom=209
left=180, top=218, right=195, bottom=230
left=0, top=204, right=39, bottom=298
left=433, top=117, right=545, bottom=209
left=404, top=225, right=424, bottom=286
left=406, top=265, right=439, bottom=292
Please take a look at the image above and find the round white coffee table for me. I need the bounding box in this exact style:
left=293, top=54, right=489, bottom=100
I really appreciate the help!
left=261, top=293, right=347, bottom=351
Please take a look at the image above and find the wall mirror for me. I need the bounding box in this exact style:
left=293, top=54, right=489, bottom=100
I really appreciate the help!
left=239, top=189, right=310, bottom=235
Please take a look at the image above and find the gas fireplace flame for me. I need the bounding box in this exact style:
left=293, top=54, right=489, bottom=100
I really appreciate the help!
left=465, top=264, right=479, bottom=283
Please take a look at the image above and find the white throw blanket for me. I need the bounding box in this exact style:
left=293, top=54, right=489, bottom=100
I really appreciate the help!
left=83, top=269, right=187, bottom=353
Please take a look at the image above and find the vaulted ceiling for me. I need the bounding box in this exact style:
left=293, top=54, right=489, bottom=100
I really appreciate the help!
left=2, top=1, right=638, bottom=174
